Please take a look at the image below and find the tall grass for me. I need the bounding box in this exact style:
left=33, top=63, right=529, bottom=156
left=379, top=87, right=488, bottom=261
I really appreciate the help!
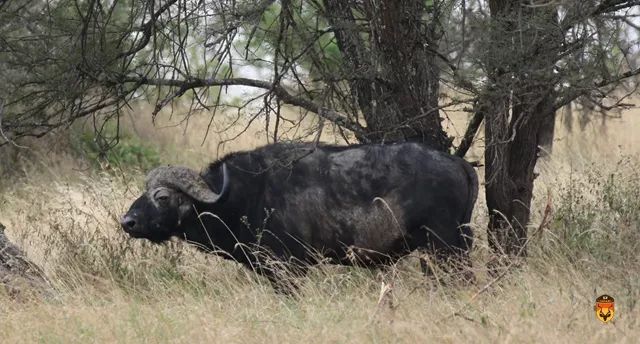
left=0, top=103, right=639, bottom=342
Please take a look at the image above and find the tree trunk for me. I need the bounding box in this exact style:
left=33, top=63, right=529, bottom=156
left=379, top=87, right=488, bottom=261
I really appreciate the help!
left=537, top=112, right=555, bottom=158
left=324, top=0, right=450, bottom=150
left=484, top=0, right=561, bottom=257
left=485, top=91, right=556, bottom=257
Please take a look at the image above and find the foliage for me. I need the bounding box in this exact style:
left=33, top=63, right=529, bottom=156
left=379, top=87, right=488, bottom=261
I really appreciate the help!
left=1, top=0, right=638, bottom=145
left=71, top=122, right=160, bottom=172
left=0, top=0, right=145, bottom=143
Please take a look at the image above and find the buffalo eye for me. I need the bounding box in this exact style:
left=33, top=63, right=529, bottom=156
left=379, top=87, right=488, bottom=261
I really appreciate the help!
left=153, top=189, right=171, bottom=205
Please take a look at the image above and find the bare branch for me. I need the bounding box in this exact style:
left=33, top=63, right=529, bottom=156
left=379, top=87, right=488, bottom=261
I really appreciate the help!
left=593, top=0, right=640, bottom=15
left=454, top=109, right=484, bottom=158
left=122, top=75, right=368, bottom=138
left=554, top=67, right=640, bottom=110
left=115, top=0, right=180, bottom=60
left=0, top=98, right=28, bottom=149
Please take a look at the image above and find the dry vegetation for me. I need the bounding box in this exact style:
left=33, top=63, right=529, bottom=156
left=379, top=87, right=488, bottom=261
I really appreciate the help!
left=1, top=103, right=639, bottom=343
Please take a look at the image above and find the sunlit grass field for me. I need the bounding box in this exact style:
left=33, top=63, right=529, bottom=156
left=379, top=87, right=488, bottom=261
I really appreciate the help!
left=1, top=102, right=639, bottom=343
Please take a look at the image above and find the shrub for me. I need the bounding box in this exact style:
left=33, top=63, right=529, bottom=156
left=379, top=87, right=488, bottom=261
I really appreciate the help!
left=71, top=122, right=160, bottom=172
left=544, top=157, right=640, bottom=266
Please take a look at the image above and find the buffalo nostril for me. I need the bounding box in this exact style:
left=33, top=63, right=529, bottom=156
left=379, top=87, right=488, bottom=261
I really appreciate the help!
left=120, top=216, right=137, bottom=230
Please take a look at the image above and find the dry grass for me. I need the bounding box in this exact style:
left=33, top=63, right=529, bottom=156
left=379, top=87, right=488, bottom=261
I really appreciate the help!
left=1, top=102, right=640, bottom=343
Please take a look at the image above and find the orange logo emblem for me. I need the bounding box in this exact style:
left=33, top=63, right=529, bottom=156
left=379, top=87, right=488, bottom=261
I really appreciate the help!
left=595, top=295, right=615, bottom=323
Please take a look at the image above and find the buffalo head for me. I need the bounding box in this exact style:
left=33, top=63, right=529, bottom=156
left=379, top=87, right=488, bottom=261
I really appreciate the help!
left=120, top=164, right=229, bottom=242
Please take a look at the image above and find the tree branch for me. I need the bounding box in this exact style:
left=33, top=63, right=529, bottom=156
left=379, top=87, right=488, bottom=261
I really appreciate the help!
left=122, top=75, right=368, bottom=138
left=593, top=0, right=640, bottom=16
left=115, top=0, right=180, bottom=60
left=455, top=109, right=484, bottom=158
left=554, top=66, right=640, bottom=110
left=0, top=98, right=28, bottom=148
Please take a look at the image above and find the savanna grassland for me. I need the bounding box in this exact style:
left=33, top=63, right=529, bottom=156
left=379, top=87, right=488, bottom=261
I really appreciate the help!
left=1, top=103, right=640, bottom=343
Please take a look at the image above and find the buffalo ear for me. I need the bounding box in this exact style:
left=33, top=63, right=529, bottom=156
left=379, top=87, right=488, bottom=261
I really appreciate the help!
left=146, top=163, right=229, bottom=203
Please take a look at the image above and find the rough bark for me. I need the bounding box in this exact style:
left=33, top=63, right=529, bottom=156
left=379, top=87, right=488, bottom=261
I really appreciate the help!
left=324, top=0, right=450, bottom=150
left=483, top=0, right=560, bottom=257
left=485, top=92, right=556, bottom=257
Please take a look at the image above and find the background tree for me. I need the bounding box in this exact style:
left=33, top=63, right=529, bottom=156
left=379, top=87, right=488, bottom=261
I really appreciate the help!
left=1, top=0, right=639, bottom=259
left=465, top=1, right=640, bottom=258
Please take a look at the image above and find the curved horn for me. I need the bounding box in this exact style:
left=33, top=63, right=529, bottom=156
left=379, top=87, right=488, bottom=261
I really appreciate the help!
left=146, top=163, right=229, bottom=204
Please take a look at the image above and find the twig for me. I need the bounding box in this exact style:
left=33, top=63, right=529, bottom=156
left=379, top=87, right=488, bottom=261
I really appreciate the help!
left=534, top=190, right=553, bottom=240
left=455, top=107, right=484, bottom=158
left=0, top=99, right=29, bottom=149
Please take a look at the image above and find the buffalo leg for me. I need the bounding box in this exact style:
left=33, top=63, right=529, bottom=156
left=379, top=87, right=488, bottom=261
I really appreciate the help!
left=419, top=250, right=475, bottom=284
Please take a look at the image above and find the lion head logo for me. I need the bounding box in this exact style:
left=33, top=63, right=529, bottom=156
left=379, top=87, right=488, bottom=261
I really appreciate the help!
left=595, top=295, right=615, bottom=323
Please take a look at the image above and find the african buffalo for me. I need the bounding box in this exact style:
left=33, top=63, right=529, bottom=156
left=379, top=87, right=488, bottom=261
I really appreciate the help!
left=121, top=142, right=478, bottom=288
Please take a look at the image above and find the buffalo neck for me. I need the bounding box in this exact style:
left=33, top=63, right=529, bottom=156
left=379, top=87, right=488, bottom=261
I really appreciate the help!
left=181, top=166, right=268, bottom=263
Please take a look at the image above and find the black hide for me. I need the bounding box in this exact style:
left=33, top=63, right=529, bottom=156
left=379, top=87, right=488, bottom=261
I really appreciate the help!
left=122, top=142, right=478, bottom=278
